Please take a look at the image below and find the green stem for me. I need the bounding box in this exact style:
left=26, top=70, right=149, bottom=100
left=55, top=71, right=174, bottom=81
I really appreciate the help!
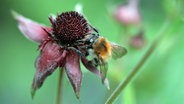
left=56, top=68, right=64, bottom=104
left=105, top=19, right=170, bottom=104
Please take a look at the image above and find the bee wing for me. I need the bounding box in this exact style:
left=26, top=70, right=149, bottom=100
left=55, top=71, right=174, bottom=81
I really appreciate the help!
left=99, top=58, right=108, bottom=83
left=110, top=42, right=127, bottom=60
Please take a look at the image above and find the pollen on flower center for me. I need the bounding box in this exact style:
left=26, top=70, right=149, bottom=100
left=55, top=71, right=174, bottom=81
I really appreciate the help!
left=52, top=11, right=89, bottom=45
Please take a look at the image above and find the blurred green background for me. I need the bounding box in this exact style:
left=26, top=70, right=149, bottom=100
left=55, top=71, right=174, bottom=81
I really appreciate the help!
left=0, top=0, right=184, bottom=104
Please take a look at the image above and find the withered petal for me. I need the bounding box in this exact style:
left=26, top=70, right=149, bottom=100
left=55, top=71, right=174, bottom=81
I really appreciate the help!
left=12, top=10, right=51, bottom=43
left=32, top=41, right=66, bottom=98
left=65, top=50, right=82, bottom=99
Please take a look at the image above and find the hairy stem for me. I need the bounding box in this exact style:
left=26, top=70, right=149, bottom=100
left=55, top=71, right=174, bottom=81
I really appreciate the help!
left=105, top=19, right=170, bottom=104
left=56, top=68, right=64, bottom=104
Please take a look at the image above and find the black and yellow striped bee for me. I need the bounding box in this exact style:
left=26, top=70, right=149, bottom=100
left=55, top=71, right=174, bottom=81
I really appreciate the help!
left=80, top=27, right=127, bottom=82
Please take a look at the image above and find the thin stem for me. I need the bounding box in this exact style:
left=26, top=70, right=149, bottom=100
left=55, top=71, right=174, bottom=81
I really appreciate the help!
left=56, top=68, right=64, bottom=104
left=105, top=19, right=170, bottom=104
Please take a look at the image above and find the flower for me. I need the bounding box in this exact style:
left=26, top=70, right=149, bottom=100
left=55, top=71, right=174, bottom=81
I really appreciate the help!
left=129, top=29, right=145, bottom=49
left=114, top=0, right=141, bottom=26
left=12, top=11, right=106, bottom=99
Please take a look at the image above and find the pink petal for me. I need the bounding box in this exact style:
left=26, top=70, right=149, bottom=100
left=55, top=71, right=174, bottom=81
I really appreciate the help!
left=114, top=5, right=141, bottom=25
left=31, top=41, right=66, bottom=98
left=12, top=10, right=51, bottom=43
left=65, top=50, right=82, bottom=99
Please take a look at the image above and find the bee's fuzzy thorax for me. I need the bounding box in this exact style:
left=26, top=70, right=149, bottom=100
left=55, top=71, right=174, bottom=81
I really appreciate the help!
left=93, top=37, right=112, bottom=62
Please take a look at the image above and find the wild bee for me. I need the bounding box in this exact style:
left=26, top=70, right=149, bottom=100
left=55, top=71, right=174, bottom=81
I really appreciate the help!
left=81, top=27, right=127, bottom=82
left=44, top=25, right=127, bottom=83
left=42, top=19, right=126, bottom=84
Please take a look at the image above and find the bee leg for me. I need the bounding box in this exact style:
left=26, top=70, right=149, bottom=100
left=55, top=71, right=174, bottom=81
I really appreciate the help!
left=94, top=58, right=99, bottom=67
left=88, top=60, right=98, bottom=67
left=88, top=58, right=99, bottom=67
left=80, top=44, right=93, bottom=51
left=68, top=47, right=85, bottom=57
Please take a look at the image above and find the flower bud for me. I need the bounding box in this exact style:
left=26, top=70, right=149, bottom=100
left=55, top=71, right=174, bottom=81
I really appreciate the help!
left=129, top=29, right=145, bottom=49
left=114, top=0, right=141, bottom=26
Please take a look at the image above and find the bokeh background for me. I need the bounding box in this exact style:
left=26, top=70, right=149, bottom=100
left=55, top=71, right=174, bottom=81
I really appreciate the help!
left=0, top=0, right=184, bottom=104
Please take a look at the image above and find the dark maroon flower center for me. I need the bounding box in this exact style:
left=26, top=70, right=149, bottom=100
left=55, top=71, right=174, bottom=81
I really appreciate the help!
left=52, top=11, right=89, bottom=45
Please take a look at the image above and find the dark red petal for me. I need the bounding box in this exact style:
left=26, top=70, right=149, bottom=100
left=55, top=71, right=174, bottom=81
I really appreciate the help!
left=12, top=10, right=50, bottom=43
left=65, top=50, right=82, bottom=99
left=31, top=41, right=66, bottom=98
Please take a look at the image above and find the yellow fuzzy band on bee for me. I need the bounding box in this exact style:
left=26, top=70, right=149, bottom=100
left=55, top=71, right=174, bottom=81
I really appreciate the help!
left=93, top=37, right=112, bottom=62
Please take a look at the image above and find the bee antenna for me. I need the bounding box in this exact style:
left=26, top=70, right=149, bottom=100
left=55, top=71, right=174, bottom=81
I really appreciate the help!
left=89, top=24, right=100, bottom=36
left=93, top=27, right=100, bottom=36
